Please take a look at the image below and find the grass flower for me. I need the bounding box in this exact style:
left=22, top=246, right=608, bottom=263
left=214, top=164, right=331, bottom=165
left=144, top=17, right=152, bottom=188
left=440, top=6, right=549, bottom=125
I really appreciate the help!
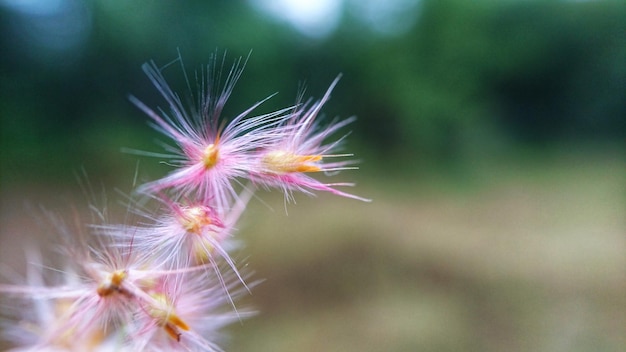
left=130, top=53, right=290, bottom=212
left=251, top=76, right=371, bottom=202
left=0, top=215, right=164, bottom=349
left=1, top=52, right=368, bottom=351
left=100, top=187, right=254, bottom=299
left=0, top=249, right=133, bottom=351
left=129, top=270, right=253, bottom=351
left=0, top=205, right=247, bottom=351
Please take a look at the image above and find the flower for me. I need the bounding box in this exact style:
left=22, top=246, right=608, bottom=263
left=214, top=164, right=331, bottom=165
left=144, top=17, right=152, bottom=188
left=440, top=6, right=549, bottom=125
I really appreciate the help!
left=250, top=75, right=371, bottom=203
left=128, top=269, right=253, bottom=351
left=1, top=52, right=369, bottom=351
left=0, top=248, right=137, bottom=351
left=0, top=219, right=166, bottom=350
left=130, top=54, right=290, bottom=212
left=100, top=187, right=255, bottom=297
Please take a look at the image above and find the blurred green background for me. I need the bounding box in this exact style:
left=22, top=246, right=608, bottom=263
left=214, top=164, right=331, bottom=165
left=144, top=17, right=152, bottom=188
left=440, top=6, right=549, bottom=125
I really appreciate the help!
left=0, top=0, right=624, bottom=351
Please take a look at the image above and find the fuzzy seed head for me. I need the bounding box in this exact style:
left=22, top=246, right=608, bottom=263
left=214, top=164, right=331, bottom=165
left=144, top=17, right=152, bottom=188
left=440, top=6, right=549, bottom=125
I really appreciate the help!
left=261, top=150, right=322, bottom=175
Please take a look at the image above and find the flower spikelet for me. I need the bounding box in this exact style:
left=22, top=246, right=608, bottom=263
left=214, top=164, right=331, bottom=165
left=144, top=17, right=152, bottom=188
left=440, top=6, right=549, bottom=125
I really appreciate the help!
left=130, top=53, right=290, bottom=212
left=0, top=52, right=369, bottom=352
left=251, top=75, right=371, bottom=202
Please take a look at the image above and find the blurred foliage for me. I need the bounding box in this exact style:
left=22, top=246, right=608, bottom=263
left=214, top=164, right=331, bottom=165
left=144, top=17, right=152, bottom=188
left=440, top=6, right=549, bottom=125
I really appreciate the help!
left=0, top=0, right=624, bottom=185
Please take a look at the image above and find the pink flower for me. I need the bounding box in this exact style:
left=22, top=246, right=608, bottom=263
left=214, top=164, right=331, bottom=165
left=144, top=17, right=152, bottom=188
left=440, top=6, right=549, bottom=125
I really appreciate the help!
left=0, top=246, right=145, bottom=351
left=250, top=76, right=371, bottom=202
left=106, top=188, right=254, bottom=296
left=1, top=53, right=370, bottom=351
left=129, top=269, right=253, bottom=351
left=130, top=54, right=289, bottom=212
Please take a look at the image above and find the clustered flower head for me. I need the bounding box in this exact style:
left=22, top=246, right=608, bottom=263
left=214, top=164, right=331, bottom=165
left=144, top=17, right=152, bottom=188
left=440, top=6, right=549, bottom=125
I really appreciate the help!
left=0, top=52, right=369, bottom=351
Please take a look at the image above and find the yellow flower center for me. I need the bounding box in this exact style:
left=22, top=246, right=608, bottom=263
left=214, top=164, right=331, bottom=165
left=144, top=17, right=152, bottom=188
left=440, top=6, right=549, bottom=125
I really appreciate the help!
left=202, top=144, right=219, bottom=170
left=149, top=293, right=190, bottom=342
left=178, top=206, right=213, bottom=235
left=261, top=150, right=322, bottom=175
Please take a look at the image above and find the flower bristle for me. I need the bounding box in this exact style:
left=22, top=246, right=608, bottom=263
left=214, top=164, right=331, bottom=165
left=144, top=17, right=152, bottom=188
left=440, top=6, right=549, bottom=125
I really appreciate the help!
left=0, top=52, right=368, bottom=351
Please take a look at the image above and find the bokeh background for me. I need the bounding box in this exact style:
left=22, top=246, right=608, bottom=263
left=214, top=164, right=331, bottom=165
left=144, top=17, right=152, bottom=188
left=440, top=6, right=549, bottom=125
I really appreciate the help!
left=1, top=0, right=624, bottom=351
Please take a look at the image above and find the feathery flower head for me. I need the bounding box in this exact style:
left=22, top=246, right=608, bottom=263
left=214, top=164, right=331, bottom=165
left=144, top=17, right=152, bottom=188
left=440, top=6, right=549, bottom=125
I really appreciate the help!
left=252, top=75, right=371, bottom=202
left=2, top=51, right=370, bottom=351
left=130, top=53, right=290, bottom=212
left=94, top=187, right=255, bottom=314
left=0, top=248, right=133, bottom=351
left=115, top=188, right=251, bottom=271
left=130, top=269, right=253, bottom=351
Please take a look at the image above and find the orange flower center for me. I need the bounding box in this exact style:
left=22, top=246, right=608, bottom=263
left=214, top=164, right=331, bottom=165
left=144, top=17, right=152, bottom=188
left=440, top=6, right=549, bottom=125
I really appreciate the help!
left=96, top=270, right=127, bottom=297
left=149, top=293, right=190, bottom=342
